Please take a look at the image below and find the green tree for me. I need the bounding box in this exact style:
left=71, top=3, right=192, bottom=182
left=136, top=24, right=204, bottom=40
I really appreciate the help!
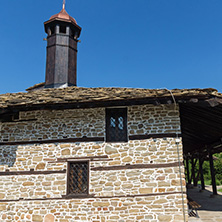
left=185, top=152, right=222, bottom=186
left=214, top=153, right=222, bottom=183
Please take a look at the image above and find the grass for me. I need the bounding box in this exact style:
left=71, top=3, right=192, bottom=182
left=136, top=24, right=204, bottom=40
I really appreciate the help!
left=204, top=180, right=211, bottom=186
left=218, top=188, right=222, bottom=193
left=202, top=178, right=222, bottom=186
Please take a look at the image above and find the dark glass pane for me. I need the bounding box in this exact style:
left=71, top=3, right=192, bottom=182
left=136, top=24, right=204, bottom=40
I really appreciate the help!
left=110, top=117, right=116, bottom=128
left=106, top=108, right=127, bottom=142
left=118, top=117, right=124, bottom=130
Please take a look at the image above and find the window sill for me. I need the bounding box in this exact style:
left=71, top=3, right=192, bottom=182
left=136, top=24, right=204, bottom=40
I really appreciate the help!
left=62, top=194, right=95, bottom=199
left=105, top=140, right=128, bottom=143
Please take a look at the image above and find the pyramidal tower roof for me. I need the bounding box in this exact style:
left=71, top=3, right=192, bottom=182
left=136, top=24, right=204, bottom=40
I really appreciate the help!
left=49, top=8, right=77, bottom=24
left=47, top=0, right=77, bottom=24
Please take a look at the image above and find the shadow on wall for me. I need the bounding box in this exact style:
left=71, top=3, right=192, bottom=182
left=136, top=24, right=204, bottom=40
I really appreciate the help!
left=0, top=146, right=17, bottom=167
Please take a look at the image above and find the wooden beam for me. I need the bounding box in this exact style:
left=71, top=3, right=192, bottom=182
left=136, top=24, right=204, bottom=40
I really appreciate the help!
left=199, top=154, right=205, bottom=191
left=191, top=157, right=197, bottom=186
left=53, top=155, right=109, bottom=163
left=0, top=169, right=66, bottom=176
left=193, top=158, right=198, bottom=187
left=0, top=94, right=216, bottom=116
left=0, top=137, right=104, bottom=146
left=186, top=159, right=191, bottom=184
left=129, top=133, right=181, bottom=140
left=0, top=133, right=182, bottom=146
left=91, top=162, right=180, bottom=171
left=208, top=148, right=218, bottom=196
left=180, top=104, right=222, bottom=154
left=0, top=191, right=184, bottom=203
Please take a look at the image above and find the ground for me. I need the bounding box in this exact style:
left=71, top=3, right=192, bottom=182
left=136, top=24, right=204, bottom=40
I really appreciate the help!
left=188, top=186, right=222, bottom=222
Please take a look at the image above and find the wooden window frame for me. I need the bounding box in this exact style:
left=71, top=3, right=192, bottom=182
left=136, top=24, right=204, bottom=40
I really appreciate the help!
left=66, top=160, right=90, bottom=197
left=105, top=108, right=128, bottom=142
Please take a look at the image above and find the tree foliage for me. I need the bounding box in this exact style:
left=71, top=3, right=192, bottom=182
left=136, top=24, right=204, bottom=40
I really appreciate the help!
left=213, top=153, right=222, bottom=183
left=185, top=152, right=222, bottom=186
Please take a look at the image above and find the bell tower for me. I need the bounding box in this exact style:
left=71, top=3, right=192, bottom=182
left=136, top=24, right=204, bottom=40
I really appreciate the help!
left=44, top=2, right=81, bottom=88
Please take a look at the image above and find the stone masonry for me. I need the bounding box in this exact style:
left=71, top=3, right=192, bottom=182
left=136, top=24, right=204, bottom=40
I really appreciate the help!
left=0, top=104, right=188, bottom=222
left=0, top=105, right=180, bottom=142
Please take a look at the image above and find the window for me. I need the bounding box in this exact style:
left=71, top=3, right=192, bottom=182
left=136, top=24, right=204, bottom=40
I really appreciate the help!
left=50, top=27, right=55, bottom=35
left=67, top=161, right=89, bottom=195
left=106, top=108, right=128, bottom=142
left=60, top=25, right=66, bottom=34
left=70, top=28, right=75, bottom=38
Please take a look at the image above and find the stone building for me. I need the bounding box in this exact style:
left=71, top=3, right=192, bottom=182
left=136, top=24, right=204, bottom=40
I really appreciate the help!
left=1, top=4, right=222, bottom=222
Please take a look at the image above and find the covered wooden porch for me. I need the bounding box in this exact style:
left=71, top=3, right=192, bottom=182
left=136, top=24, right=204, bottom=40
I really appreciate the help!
left=180, top=103, right=222, bottom=196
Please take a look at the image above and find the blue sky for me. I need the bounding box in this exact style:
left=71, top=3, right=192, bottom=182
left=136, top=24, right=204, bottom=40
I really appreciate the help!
left=1, top=0, right=222, bottom=94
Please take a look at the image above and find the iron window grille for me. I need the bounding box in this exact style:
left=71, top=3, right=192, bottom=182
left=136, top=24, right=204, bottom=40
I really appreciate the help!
left=106, top=108, right=128, bottom=142
left=67, top=161, right=89, bottom=196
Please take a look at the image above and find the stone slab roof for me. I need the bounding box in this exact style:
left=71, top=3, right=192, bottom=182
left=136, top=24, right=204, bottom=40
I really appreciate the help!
left=0, top=87, right=221, bottom=111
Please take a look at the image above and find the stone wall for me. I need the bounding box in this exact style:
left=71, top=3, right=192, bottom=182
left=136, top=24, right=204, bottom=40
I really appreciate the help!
left=0, top=195, right=186, bottom=222
left=0, top=104, right=180, bottom=142
left=0, top=139, right=185, bottom=199
left=0, top=104, right=188, bottom=221
left=128, top=105, right=180, bottom=135
left=0, top=138, right=182, bottom=172
left=0, top=174, right=66, bottom=200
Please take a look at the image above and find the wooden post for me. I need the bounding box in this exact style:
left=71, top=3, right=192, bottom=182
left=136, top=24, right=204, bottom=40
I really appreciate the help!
left=191, top=157, right=196, bottom=186
left=186, top=158, right=191, bottom=184
left=199, top=155, right=205, bottom=191
left=208, top=149, right=218, bottom=196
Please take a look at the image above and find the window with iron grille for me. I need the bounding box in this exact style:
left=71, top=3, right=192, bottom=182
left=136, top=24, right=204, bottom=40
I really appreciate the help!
left=67, top=161, right=89, bottom=195
left=106, top=108, right=128, bottom=142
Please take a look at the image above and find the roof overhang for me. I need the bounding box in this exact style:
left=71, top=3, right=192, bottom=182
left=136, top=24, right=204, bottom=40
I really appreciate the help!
left=1, top=87, right=222, bottom=156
